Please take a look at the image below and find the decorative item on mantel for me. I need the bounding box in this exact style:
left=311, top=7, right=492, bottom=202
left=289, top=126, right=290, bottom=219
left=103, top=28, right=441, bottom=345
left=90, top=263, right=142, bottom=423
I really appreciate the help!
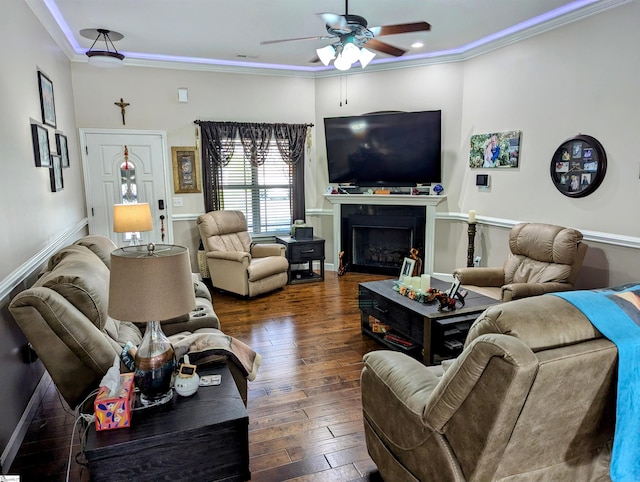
left=432, top=184, right=444, bottom=195
left=467, top=210, right=477, bottom=268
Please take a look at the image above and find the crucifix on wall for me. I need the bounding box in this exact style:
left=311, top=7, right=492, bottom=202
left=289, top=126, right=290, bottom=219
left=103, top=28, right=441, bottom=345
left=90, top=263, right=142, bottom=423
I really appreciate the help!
left=114, top=98, right=130, bottom=125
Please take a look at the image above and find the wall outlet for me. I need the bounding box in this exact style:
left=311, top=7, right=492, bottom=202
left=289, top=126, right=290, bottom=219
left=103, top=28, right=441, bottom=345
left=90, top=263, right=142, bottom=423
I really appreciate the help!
left=173, top=197, right=183, bottom=207
left=474, top=256, right=481, bottom=267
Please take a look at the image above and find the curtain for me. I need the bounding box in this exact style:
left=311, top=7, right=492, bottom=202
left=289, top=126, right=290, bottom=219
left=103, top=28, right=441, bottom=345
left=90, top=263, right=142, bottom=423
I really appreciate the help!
left=195, top=120, right=311, bottom=220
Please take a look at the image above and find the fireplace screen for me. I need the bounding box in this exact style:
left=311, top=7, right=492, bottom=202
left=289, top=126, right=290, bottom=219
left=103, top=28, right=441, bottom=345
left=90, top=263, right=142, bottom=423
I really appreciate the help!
left=352, top=225, right=414, bottom=270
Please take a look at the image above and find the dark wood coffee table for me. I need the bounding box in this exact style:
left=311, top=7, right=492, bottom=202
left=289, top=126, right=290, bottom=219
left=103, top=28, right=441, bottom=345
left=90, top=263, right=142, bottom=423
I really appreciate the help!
left=359, top=278, right=500, bottom=365
left=85, top=363, right=249, bottom=482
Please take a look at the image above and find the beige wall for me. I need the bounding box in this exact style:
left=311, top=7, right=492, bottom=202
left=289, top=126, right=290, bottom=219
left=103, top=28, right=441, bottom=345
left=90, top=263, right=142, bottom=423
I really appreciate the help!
left=0, top=0, right=86, bottom=282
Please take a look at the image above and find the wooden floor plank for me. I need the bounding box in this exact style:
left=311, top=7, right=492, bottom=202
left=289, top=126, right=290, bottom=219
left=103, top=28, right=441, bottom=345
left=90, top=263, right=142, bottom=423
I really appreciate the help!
left=9, top=271, right=387, bottom=481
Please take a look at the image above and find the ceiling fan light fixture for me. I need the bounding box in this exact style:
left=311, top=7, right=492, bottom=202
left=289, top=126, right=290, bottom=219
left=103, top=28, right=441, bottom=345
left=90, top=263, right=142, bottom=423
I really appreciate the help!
left=316, top=45, right=336, bottom=66
left=341, top=42, right=360, bottom=64
left=333, top=52, right=351, bottom=71
left=358, top=47, right=376, bottom=68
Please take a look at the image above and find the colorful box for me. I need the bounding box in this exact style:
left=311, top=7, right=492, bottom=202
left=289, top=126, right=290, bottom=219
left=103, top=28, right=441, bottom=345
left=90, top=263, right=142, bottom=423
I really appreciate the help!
left=94, top=373, right=135, bottom=431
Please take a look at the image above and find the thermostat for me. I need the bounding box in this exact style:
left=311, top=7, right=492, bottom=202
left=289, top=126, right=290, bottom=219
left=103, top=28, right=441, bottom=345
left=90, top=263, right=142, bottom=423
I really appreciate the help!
left=476, top=174, right=490, bottom=187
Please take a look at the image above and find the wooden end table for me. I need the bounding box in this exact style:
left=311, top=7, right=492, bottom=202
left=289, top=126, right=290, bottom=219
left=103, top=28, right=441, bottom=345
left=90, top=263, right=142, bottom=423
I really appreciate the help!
left=276, top=235, right=325, bottom=284
left=85, top=363, right=249, bottom=482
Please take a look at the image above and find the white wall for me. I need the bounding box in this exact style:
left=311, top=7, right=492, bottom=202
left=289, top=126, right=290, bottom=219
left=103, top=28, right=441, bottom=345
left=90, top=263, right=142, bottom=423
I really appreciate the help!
left=0, top=0, right=85, bottom=281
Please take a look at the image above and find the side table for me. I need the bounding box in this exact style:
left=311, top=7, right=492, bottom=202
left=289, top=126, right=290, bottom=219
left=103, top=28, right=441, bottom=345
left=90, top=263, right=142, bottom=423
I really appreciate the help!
left=276, top=235, right=325, bottom=284
left=85, top=363, right=249, bottom=482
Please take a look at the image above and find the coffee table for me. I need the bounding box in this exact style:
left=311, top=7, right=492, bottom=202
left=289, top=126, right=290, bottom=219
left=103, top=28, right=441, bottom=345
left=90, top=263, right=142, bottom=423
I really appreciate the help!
left=85, top=363, right=249, bottom=482
left=359, top=278, right=500, bottom=365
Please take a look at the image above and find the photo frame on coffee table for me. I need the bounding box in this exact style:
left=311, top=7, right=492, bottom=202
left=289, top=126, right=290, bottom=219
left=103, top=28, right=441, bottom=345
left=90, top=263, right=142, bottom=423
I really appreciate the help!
left=399, top=257, right=416, bottom=280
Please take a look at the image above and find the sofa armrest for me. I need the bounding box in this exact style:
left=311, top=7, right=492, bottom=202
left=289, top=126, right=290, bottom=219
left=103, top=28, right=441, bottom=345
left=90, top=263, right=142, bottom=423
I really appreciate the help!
left=454, top=267, right=505, bottom=287
left=251, top=243, right=285, bottom=258
left=501, top=281, right=574, bottom=301
left=207, top=251, right=250, bottom=263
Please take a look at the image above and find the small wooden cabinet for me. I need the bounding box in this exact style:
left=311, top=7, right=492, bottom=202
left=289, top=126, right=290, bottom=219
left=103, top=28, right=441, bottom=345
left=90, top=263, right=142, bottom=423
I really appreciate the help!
left=276, top=235, right=325, bottom=284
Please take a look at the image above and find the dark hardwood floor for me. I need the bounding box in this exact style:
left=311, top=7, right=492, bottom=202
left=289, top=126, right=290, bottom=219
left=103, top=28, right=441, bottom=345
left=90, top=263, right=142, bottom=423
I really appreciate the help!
left=9, top=271, right=391, bottom=481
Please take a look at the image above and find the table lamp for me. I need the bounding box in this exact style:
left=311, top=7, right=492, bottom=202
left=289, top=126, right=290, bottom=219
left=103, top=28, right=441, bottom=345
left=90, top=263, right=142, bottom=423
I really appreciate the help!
left=108, top=243, right=195, bottom=406
left=113, top=203, right=153, bottom=246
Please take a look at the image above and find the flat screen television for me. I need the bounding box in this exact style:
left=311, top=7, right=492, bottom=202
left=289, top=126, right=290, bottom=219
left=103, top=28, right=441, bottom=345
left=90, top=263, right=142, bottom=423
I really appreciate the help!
left=324, top=110, right=441, bottom=187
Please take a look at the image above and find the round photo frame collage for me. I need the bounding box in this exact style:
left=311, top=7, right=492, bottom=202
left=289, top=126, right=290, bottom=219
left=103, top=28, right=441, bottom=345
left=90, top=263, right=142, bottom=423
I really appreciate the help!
left=550, top=134, right=607, bottom=198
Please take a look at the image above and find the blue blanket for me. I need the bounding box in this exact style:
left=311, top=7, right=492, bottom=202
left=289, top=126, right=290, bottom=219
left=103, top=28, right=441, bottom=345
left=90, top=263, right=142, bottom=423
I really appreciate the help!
left=553, top=285, right=640, bottom=482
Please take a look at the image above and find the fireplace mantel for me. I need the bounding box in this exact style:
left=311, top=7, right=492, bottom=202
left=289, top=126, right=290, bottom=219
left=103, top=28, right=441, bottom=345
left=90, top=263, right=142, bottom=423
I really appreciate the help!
left=323, top=194, right=447, bottom=275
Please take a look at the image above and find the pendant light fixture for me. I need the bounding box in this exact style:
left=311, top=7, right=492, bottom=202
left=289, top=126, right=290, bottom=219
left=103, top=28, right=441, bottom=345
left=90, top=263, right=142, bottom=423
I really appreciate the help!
left=80, top=28, right=125, bottom=67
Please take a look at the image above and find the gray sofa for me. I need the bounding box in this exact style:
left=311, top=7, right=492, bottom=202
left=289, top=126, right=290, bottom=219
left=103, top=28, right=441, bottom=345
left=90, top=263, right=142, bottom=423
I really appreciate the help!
left=9, top=235, right=247, bottom=409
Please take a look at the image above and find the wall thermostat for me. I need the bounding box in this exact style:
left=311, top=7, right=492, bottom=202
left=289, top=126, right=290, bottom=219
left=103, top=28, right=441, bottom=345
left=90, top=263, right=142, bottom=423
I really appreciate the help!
left=476, top=174, right=490, bottom=187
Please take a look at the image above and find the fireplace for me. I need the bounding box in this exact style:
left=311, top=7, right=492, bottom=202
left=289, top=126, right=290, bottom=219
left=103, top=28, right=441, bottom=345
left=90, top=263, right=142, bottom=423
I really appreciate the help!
left=342, top=206, right=425, bottom=275
left=325, top=194, right=446, bottom=276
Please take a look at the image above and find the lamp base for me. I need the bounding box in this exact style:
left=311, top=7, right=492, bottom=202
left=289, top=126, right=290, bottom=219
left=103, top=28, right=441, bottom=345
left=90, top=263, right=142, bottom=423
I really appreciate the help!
left=134, top=320, right=176, bottom=407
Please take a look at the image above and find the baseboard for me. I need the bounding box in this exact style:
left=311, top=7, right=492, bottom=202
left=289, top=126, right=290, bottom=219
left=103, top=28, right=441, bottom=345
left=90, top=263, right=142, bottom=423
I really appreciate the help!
left=1, top=372, right=52, bottom=474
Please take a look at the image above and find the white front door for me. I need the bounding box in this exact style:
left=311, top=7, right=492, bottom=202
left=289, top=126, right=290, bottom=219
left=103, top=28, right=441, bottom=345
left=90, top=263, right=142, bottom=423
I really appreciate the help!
left=80, top=129, right=172, bottom=247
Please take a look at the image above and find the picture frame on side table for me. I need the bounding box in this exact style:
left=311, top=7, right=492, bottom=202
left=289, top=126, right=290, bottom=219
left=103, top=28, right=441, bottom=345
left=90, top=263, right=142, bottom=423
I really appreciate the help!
left=172, top=146, right=201, bottom=193
left=31, top=123, right=51, bottom=167
left=50, top=154, right=64, bottom=192
left=399, top=257, right=416, bottom=281
left=38, top=70, right=56, bottom=128
left=56, top=133, right=69, bottom=168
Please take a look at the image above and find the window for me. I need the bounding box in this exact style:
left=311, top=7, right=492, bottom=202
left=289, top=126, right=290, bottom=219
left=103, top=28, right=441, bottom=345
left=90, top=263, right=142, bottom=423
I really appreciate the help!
left=220, top=138, right=292, bottom=235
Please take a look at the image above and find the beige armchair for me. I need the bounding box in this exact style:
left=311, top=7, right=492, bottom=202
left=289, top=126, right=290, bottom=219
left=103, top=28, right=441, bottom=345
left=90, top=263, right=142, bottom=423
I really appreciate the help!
left=361, top=294, right=615, bottom=481
left=454, top=222, right=587, bottom=301
left=197, top=210, right=289, bottom=297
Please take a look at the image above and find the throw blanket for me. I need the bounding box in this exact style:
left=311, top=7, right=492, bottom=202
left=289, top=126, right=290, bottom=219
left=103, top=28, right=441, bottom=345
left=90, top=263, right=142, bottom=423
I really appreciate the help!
left=553, top=285, right=640, bottom=482
left=170, top=329, right=262, bottom=381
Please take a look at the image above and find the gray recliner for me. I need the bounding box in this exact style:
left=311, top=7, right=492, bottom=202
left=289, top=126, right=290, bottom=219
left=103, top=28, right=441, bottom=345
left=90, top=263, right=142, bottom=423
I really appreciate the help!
left=361, top=294, right=615, bottom=481
left=454, top=222, right=587, bottom=301
left=197, top=210, right=289, bottom=297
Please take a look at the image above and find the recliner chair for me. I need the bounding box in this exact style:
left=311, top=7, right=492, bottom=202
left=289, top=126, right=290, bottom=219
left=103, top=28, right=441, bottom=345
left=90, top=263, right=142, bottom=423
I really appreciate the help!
left=361, top=294, right=615, bottom=481
left=197, top=210, right=289, bottom=297
left=454, top=222, right=587, bottom=301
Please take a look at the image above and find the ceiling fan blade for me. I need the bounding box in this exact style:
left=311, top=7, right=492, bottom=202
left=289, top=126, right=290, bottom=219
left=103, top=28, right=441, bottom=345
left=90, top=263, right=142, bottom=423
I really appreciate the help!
left=366, top=39, right=406, bottom=57
left=261, top=35, right=332, bottom=45
left=370, top=21, right=431, bottom=37
left=309, top=55, right=321, bottom=63
left=320, top=12, right=347, bottom=30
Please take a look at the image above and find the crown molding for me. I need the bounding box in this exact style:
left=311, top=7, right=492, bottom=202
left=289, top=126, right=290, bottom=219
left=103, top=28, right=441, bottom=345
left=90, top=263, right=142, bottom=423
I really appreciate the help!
left=30, top=0, right=631, bottom=77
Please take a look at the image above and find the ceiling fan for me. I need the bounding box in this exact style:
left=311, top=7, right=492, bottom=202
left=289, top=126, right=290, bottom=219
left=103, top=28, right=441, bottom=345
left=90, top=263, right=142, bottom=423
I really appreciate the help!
left=260, top=0, right=431, bottom=70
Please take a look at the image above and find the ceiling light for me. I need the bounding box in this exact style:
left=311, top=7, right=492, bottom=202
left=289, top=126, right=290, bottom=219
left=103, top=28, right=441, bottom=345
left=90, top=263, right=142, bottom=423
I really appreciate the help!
left=358, top=47, right=376, bottom=68
left=333, top=52, right=351, bottom=71
left=411, top=42, right=424, bottom=49
left=80, top=28, right=125, bottom=67
left=341, top=43, right=360, bottom=64
left=316, top=45, right=336, bottom=66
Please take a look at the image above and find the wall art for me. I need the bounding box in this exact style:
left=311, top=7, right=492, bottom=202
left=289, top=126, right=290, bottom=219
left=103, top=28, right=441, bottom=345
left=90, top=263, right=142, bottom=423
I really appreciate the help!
left=38, top=70, right=56, bottom=128
left=56, top=133, right=69, bottom=168
left=469, top=130, right=521, bottom=168
left=31, top=123, right=51, bottom=167
left=550, top=134, right=607, bottom=198
left=172, top=146, right=201, bottom=193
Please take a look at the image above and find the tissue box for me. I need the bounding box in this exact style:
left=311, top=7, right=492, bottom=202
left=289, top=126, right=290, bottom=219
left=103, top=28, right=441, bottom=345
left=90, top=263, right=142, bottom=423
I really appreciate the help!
left=94, top=373, right=135, bottom=431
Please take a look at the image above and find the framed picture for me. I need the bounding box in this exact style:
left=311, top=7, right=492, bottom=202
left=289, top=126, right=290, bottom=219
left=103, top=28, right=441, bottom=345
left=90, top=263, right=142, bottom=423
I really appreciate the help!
left=172, top=146, right=201, bottom=193
left=550, top=134, right=607, bottom=198
left=38, top=71, right=56, bottom=128
left=56, top=133, right=69, bottom=168
left=447, top=277, right=462, bottom=299
left=31, top=124, right=51, bottom=167
left=49, top=154, right=64, bottom=192
left=469, top=130, right=521, bottom=168
left=399, top=257, right=416, bottom=280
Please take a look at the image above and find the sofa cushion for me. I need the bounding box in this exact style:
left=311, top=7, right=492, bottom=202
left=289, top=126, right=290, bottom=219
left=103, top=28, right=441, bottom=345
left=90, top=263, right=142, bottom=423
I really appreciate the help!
left=74, top=235, right=118, bottom=268
left=35, top=246, right=110, bottom=330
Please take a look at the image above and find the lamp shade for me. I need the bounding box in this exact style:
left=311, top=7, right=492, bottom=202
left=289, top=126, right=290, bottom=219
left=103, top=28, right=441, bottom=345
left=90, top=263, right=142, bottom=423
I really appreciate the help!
left=108, top=245, right=196, bottom=322
left=113, top=203, right=153, bottom=233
